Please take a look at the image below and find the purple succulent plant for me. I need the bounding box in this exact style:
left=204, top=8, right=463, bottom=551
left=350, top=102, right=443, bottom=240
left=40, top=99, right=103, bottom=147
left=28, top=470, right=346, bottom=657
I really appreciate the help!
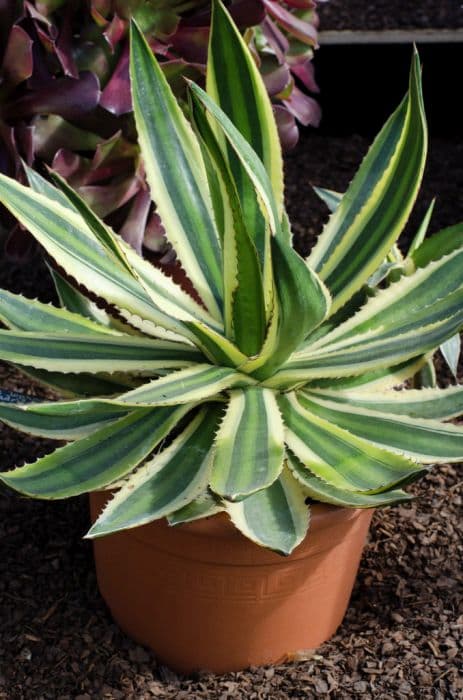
left=0, top=0, right=323, bottom=259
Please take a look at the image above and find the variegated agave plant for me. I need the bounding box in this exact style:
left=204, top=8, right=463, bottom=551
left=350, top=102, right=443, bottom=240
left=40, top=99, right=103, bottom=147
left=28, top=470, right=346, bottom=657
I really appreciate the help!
left=0, top=2, right=463, bottom=555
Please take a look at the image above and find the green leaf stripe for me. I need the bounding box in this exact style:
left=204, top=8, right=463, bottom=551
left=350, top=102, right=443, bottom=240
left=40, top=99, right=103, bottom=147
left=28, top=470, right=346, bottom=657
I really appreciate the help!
left=0, top=331, right=202, bottom=373
left=0, top=289, right=118, bottom=336
left=308, top=246, right=463, bottom=352
left=299, top=391, right=463, bottom=463
left=0, top=399, right=130, bottom=439
left=279, top=393, right=424, bottom=492
left=189, top=91, right=267, bottom=354
left=307, top=50, right=427, bottom=313
left=184, top=320, right=248, bottom=368
left=225, top=467, right=309, bottom=555
left=130, top=20, right=223, bottom=319
left=210, top=387, right=285, bottom=500
left=87, top=406, right=221, bottom=538
left=278, top=314, right=463, bottom=384
left=412, top=222, right=463, bottom=269
left=0, top=405, right=191, bottom=498
left=306, top=356, right=429, bottom=393
left=308, top=385, right=463, bottom=420
left=287, top=452, right=411, bottom=508
left=208, top=0, right=284, bottom=213
left=206, top=0, right=283, bottom=274
left=246, top=236, right=330, bottom=379
left=188, top=81, right=281, bottom=239
left=168, top=490, right=224, bottom=526
left=14, top=366, right=136, bottom=398
left=115, top=364, right=253, bottom=406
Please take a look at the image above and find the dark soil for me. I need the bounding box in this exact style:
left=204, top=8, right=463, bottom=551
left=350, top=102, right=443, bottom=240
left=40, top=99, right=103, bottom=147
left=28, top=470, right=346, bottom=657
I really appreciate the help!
left=0, top=128, right=462, bottom=698
left=317, top=0, right=463, bottom=31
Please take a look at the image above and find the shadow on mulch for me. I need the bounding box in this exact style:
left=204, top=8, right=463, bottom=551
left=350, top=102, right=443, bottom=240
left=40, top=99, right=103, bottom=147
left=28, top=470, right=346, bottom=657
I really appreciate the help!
left=0, top=132, right=462, bottom=698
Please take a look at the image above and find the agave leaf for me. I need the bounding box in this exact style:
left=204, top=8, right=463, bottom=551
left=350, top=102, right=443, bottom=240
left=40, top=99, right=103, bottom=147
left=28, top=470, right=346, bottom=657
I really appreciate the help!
left=299, top=391, right=463, bottom=464
left=312, top=186, right=342, bottom=213
left=13, top=366, right=137, bottom=398
left=242, top=234, right=330, bottom=379
left=279, top=392, right=425, bottom=493
left=32, top=166, right=224, bottom=334
left=307, top=50, right=427, bottom=314
left=440, top=333, right=461, bottom=380
left=210, top=387, right=285, bottom=500
left=113, top=365, right=254, bottom=407
left=413, top=358, right=437, bottom=389
left=189, top=90, right=267, bottom=355
left=287, top=452, right=412, bottom=508
left=167, top=490, right=225, bottom=526
left=0, top=174, right=189, bottom=339
left=188, top=80, right=281, bottom=237
left=0, top=289, right=118, bottom=335
left=0, top=405, right=191, bottom=498
left=411, top=222, right=463, bottom=269
left=208, top=0, right=284, bottom=209
left=130, top=20, right=223, bottom=320
left=297, top=245, right=463, bottom=355
left=275, top=313, right=463, bottom=385
left=307, top=356, right=429, bottom=393
left=0, top=330, right=202, bottom=373
left=307, top=384, right=463, bottom=421
left=50, top=269, right=136, bottom=334
left=407, top=198, right=436, bottom=255
left=0, top=399, right=130, bottom=439
left=183, top=319, right=248, bottom=368
left=315, top=285, right=463, bottom=355
left=87, top=406, right=221, bottom=538
left=225, top=467, right=309, bottom=556
left=207, top=0, right=283, bottom=295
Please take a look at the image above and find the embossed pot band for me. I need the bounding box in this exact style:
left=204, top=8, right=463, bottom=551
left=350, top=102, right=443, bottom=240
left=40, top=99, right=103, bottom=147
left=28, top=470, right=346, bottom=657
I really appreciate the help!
left=90, top=492, right=373, bottom=674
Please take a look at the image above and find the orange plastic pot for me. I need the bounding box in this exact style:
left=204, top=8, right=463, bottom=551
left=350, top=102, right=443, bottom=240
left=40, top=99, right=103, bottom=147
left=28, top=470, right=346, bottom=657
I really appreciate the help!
left=90, top=492, right=373, bottom=674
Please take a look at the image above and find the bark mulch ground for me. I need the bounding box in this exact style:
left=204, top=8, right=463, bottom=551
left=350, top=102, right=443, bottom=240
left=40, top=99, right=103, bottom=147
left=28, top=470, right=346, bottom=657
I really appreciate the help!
left=317, top=1, right=463, bottom=31
left=0, top=129, right=462, bottom=698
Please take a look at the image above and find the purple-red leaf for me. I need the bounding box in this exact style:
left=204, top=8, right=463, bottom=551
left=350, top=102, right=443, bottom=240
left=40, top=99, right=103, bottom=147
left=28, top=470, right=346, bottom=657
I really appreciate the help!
left=261, top=17, right=289, bottom=62
left=77, top=175, right=140, bottom=218
left=100, top=42, right=131, bottom=115
left=262, top=64, right=291, bottom=97
left=119, top=188, right=151, bottom=254
left=273, top=105, right=299, bottom=150
left=0, top=0, right=24, bottom=63
left=55, top=2, right=79, bottom=78
left=3, top=71, right=101, bottom=120
left=289, top=55, right=319, bottom=93
left=263, top=0, right=318, bottom=46
left=283, top=84, right=321, bottom=126
left=103, top=13, right=127, bottom=50
left=2, top=25, right=34, bottom=87
left=32, top=115, right=102, bottom=161
left=169, top=26, right=209, bottom=64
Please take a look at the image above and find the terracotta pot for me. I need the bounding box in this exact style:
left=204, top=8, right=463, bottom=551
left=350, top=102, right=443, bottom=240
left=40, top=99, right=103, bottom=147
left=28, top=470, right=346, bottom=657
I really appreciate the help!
left=90, top=492, right=373, bottom=674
